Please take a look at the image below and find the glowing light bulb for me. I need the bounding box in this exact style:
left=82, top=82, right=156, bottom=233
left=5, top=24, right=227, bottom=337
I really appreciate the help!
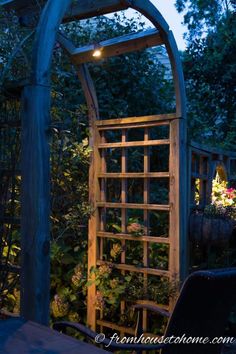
left=92, top=49, right=102, bottom=57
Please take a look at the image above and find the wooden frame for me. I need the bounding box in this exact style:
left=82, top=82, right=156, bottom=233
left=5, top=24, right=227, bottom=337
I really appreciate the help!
left=2, top=0, right=187, bottom=328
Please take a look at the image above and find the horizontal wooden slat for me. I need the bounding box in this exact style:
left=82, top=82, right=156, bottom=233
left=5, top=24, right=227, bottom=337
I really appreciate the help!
left=97, top=202, right=170, bottom=211
left=97, top=231, right=169, bottom=243
left=97, top=121, right=170, bottom=131
left=97, top=260, right=170, bottom=277
left=135, top=299, right=169, bottom=311
left=96, top=114, right=177, bottom=127
left=98, top=172, right=169, bottom=178
left=71, top=28, right=163, bottom=64
left=98, top=139, right=170, bottom=149
left=97, top=320, right=135, bottom=335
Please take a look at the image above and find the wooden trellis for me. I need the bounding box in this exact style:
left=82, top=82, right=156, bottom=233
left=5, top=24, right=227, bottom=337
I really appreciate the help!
left=86, top=113, right=186, bottom=332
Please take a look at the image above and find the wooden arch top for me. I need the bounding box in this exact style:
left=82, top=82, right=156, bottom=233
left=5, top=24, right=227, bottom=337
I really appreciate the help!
left=3, top=0, right=186, bottom=118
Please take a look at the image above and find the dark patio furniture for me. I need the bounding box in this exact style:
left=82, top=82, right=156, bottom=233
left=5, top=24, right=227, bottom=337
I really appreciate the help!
left=53, top=268, right=236, bottom=353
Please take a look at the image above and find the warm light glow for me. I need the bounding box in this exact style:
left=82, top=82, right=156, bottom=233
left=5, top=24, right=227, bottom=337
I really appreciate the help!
left=92, top=49, right=102, bottom=58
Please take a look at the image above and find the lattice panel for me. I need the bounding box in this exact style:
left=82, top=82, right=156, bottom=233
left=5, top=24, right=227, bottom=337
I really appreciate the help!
left=0, top=96, right=21, bottom=311
left=87, top=114, right=182, bottom=335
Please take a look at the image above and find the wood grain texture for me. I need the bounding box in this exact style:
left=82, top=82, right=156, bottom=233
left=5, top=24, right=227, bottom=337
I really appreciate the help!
left=96, top=113, right=176, bottom=127
left=21, top=0, right=72, bottom=325
left=169, top=119, right=188, bottom=287
left=21, top=85, right=51, bottom=325
left=97, top=202, right=170, bottom=210
left=78, top=64, right=100, bottom=331
left=98, top=139, right=170, bottom=148
left=98, top=172, right=170, bottom=178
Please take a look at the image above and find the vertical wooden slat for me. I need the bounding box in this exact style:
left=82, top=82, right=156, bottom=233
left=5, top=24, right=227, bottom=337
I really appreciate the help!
left=169, top=119, right=179, bottom=310
left=99, top=131, right=106, bottom=260
left=120, top=129, right=127, bottom=336
left=143, top=127, right=149, bottom=332
left=169, top=119, right=188, bottom=308
left=121, top=129, right=127, bottom=256
left=78, top=65, right=100, bottom=330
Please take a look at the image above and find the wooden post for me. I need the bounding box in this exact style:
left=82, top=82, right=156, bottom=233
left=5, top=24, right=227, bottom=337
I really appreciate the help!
left=169, top=119, right=188, bottom=291
left=20, top=0, right=72, bottom=325
left=78, top=64, right=100, bottom=330
left=21, top=85, right=51, bottom=325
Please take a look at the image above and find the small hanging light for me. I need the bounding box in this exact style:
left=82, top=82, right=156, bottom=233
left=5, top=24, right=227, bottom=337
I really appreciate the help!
left=92, top=43, right=103, bottom=58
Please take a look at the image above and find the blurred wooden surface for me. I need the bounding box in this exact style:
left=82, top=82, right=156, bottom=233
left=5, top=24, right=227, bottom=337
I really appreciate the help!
left=0, top=318, right=108, bottom=354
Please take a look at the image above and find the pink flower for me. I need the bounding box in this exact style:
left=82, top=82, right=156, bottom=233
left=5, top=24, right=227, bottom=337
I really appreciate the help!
left=226, top=188, right=235, bottom=193
left=225, top=188, right=236, bottom=199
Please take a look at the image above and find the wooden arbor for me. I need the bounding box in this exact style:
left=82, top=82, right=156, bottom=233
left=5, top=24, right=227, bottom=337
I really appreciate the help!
left=2, top=0, right=187, bottom=329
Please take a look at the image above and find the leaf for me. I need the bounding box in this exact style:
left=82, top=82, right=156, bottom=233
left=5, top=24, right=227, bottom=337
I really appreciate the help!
left=85, top=280, right=94, bottom=287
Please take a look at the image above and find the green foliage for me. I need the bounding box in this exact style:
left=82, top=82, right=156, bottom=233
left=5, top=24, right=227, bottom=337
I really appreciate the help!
left=49, top=129, right=92, bottom=322
left=87, top=263, right=177, bottom=320
left=176, top=0, right=236, bottom=149
left=175, top=0, right=235, bottom=40
left=61, top=14, right=175, bottom=119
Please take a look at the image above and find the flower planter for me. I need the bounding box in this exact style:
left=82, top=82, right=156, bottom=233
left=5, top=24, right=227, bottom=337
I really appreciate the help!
left=189, top=212, right=236, bottom=244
